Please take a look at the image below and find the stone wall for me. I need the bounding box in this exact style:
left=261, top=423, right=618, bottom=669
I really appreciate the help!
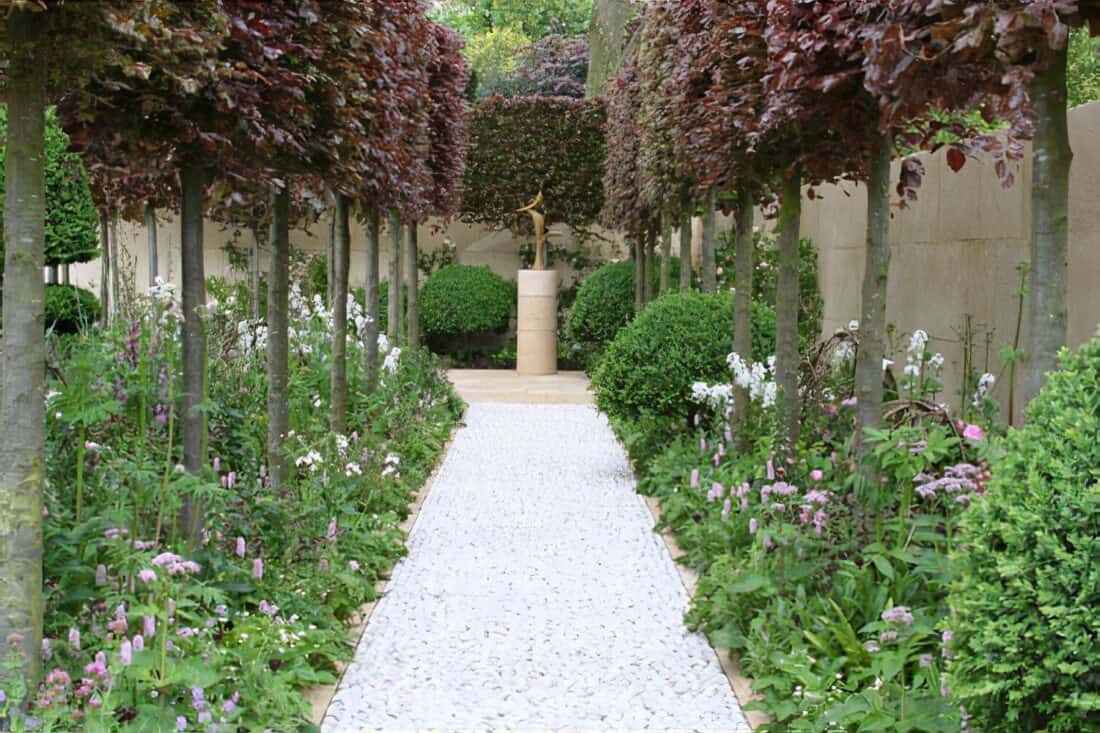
left=798, top=101, right=1100, bottom=421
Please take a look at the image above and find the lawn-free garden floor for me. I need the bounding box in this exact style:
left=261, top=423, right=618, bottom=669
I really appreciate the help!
left=322, top=393, right=748, bottom=732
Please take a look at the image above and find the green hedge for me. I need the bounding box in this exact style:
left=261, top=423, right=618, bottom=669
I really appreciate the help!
left=419, top=264, right=513, bottom=341
left=565, top=257, right=682, bottom=367
left=0, top=108, right=98, bottom=268
left=949, top=338, right=1100, bottom=732
left=45, top=284, right=101, bottom=334
left=592, top=291, right=776, bottom=424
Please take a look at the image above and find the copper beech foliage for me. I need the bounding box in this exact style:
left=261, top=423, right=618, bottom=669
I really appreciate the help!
left=461, top=95, right=606, bottom=235
left=602, top=0, right=1097, bottom=216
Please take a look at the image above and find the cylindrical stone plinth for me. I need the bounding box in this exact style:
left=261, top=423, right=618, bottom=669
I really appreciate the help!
left=516, top=269, right=558, bottom=376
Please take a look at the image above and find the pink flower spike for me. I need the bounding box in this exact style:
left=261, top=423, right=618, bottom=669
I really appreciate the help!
left=326, top=517, right=338, bottom=543
left=689, top=469, right=700, bottom=488
left=143, top=615, right=156, bottom=637
left=132, top=634, right=144, bottom=653
left=253, top=557, right=264, bottom=580
left=213, top=456, right=221, bottom=473
left=749, top=518, right=758, bottom=535
left=766, top=459, right=775, bottom=480
left=137, top=569, right=157, bottom=584
left=235, top=537, right=246, bottom=558
left=811, top=469, right=824, bottom=482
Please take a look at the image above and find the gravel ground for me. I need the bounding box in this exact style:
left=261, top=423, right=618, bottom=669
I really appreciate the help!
left=322, top=403, right=748, bottom=732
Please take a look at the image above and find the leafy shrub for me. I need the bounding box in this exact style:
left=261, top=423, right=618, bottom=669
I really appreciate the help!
left=419, top=264, right=513, bottom=341
left=45, top=284, right=101, bottom=334
left=461, top=96, right=606, bottom=235
left=592, top=291, right=775, bottom=424
left=0, top=108, right=98, bottom=269
left=717, top=230, right=823, bottom=344
left=565, top=257, right=682, bottom=367
left=950, top=338, right=1100, bottom=732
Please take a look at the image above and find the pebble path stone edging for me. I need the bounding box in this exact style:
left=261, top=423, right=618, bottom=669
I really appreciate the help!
left=322, top=402, right=749, bottom=732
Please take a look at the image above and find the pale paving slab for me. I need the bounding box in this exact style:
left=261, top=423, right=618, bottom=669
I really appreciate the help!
left=322, top=403, right=748, bottom=733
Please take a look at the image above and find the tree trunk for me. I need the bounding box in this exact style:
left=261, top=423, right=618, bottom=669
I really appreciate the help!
left=364, top=207, right=382, bottom=392
left=99, top=211, right=110, bottom=326
left=678, top=211, right=692, bottom=290
left=62, top=263, right=70, bottom=285
left=330, top=194, right=351, bottom=434
left=701, top=187, right=718, bottom=293
left=110, top=215, right=121, bottom=320
left=267, top=187, right=290, bottom=490
left=405, top=220, right=421, bottom=351
left=659, top=212, right=672, bottom=295
left=775, top=169, right=802, bottom=448
left=1023, top=47, right=1072, bottom=411
left=0, top=7, right=46, bottom=692
left=732, top=188, right=755, bottom=451
left=179, top=161, right=207, bottom=545
left=633, top=238, right=644, bottom=314
left=855, top=134, right=893, bottom=454
left=145, top=201, right=158, bottom=288
left=643, top=225, right=655, bottom=304
left=386, top=210, right=402, bottom=344
left=250, top=228, right=262, bottom=320
left=326, top=210, right=336, bottom=306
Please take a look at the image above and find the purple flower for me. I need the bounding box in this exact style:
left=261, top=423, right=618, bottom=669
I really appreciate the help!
left=810, top=469, right=823, bottom=482
left=881, top=605, right=914, bottom=626
left=95, top=564, right=107, bottom=587
left=119, top=639, right=133, bottom=666
left=41, top=638, right=52, bottom=661
left=143, top=615, right=156, bottom=637
left=700, top=436, right=707, bottom=452
left=68, top=628, right=81, bottom=651
left=177, top=716, right=188, bottom=732
left=235, top=537, right=246, bottom=558
left=766, top=459, right=775, bottom=480
left=707, top=482, right=725, bottom=502
left=258, top=600, right=278, bottom=617
left=253, top=558, right=264, bottom=580
left=919, top=653, right=933, bottom=668
left=198, top=711, right=212, bottom=725
left=138, top=569, right=157, bottom=584
left=227, top=471, right=237, bottom=489
left=348, top=560, right=361, bottom=572
left=191, top=687, right=206, bottom=711
left=749, top=518, right=758, bottom=535
left=327, top=517, right=338, bottom=543
left=689, top=469, right=700, bottom=488
left=213, top=457, right=221, bottom=473
left=864, top=640, right=880, bottom=653
left=132, top=635, right=144, bottom=653
left=222, top=691, right=240, bottom=714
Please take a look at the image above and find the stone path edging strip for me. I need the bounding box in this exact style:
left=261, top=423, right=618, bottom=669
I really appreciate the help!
left=640, top=495, right=770, bottom=730
left=303, top=414, right=465, bottom=726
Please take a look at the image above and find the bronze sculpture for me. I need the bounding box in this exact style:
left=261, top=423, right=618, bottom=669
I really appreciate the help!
left=516, top=191, right=561, bottom=271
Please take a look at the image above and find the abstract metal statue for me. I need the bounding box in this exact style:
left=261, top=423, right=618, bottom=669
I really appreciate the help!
left=516, top=191, right=561, bottom=271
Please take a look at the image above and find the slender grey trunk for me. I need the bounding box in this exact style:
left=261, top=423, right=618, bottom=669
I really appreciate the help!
left=386, top=210, right=402, bottom=344
left=145, top=202, right=158, bottom=288
left=405, top=220, right=421, bottom=350
left=732, top=188, right=755, bottom=451
left=326, top=211, right=336, bottom=305
left=179, top=161, right=207, bottom=545
left=659, top=212, right=672, bottom=295
left=643, top=226, right=655, bottom=304
left=1023, top=47, right=1071, bottom=411
left=250, top=228, right=262, bottom=320
left=62, top=263, right=70, bottom=285
left=109, top=215, right=121, bottom=320
left=633, top=238, right=644, bottom=314
left=99, top=211, right=110, bottom=326
left=855, top=134, right=893, bottom=454
left=267, top=187, right=290, bottom=490
left=330, top=195, right=351, bottom=434
left=0, top=7, right=46, bottom=691
left=701, top=187, right=717, bottom=293
left=775, top=170, right=802, bottom=448
left=364, top=207, right=382, bottom=392
left=678, top=211, right=692, bottom=290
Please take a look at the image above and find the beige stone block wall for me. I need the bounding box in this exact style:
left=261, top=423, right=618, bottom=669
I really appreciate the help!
left=802, top=101, right=1100, bottom=421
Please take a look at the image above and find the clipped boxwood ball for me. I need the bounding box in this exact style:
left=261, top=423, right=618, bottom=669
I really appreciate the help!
left=419, top=264, right=513, bottom=339
left=566, top=257, right=682, bottom=364
left=45, top=284, right=101, bottom=334
left=592, top=291, right=776, bottom=424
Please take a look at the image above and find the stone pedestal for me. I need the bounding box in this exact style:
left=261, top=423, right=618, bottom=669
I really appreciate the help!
left=516, top=269, right=558, bottom=376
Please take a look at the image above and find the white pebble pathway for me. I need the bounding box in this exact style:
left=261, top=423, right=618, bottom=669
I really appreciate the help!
left=322, top=403, right=749, bottom=732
